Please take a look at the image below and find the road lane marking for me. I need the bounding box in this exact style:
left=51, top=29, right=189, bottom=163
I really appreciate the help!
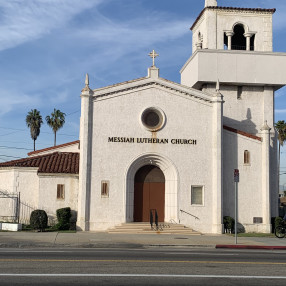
left=0, top=259, right=286, bottom=265
left=167, top=252, right=238, bottom=256
left=0, top=274, right=286, bottom=279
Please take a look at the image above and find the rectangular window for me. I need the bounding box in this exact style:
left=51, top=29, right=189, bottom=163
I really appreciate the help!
left=101, top=181, right=109, bottom=197
left=244, top=150, right=250, bottom=164
left=57, top=184, right=65, bottom=199
left=191, top=186, right=203, bottom=205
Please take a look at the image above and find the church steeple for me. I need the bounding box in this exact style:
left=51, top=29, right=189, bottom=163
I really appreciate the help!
left=205, top=0, right=217, bottom=7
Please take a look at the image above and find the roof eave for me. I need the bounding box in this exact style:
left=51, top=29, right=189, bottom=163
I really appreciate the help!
left=191, top=6, right=276, bottom=31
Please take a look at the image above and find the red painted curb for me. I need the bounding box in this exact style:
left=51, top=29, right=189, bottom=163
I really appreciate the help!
left=216, top=245, right=286, bottom=250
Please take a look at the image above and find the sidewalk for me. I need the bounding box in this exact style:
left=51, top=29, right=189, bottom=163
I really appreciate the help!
left=0, top=231, right=286, bottom=249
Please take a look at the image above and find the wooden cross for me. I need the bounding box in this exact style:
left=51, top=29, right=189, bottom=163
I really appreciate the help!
left=148, top=50, right=159, bottom=67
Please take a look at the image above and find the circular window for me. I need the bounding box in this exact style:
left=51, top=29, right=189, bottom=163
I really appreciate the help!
left=141, top=107, right=165, bottom=131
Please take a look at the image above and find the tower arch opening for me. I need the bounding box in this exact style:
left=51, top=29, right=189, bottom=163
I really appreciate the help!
left=232, top=24, right=246, bottom=50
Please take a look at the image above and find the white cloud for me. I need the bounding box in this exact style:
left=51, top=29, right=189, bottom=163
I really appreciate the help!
left=0, top=89, right=41, bottom=115
left=68, top=12, right=193, bottom=76
left=0, top=0, right=103, bottom=52
left=275, top=109, right=286, bottom=114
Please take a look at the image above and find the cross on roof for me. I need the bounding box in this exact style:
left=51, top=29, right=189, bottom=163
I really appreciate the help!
left=148, top=50, right=159, bottom=67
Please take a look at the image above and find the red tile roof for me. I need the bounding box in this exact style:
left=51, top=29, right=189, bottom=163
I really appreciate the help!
left=223, top=125, right=262, bottom=142
left=191, top=6, right=276, bottom=30
left=0, top=152, right=79, bottom=174
left=27, top=140, right=79, bottom=156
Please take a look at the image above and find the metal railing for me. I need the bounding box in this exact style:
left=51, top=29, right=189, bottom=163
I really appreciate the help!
left=150, top=209, right=170, bottom=231
left=224, top=45, right=254, bottom=51
left=180, top=209, right=199, bottom=220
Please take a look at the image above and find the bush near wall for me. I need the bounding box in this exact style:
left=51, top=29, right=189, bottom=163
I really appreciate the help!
left=56, top=207, right=71, bottom=230
left=30, top=210, right=48, bottom=231
left=223, top=216, right=235, bottom=233
left=275, top=217, right=284, bottom=229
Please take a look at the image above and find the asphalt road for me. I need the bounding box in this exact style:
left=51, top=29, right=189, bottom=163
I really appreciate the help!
left=0, top=247, right=286, bottom=285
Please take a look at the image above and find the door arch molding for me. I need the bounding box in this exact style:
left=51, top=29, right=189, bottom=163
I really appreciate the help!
left=125, top=152, right=179, bottom=223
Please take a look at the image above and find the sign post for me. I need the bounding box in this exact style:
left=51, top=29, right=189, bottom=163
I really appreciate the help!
left=234, top=169, right=239, bottom=245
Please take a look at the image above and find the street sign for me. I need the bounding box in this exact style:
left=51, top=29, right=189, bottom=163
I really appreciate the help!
left=234, top=169, right=239, bottom=182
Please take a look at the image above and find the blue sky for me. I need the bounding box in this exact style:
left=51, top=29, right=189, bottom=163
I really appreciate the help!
left=1, top=0, right=286, bottom=182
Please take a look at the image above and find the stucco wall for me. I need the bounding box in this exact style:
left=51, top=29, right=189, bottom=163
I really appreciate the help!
left=38, top=174, right=79, bottom=220
left=0, top=168, right=39, bottom=223
left=223, top=129, right=266, bottom=232
left=217, top=85, right=265, bottom=135
left=0, top=169, right=16, bottom=193
left=89, top=85, right=215, bottom=232
left=0, top=168, right=39, bottom=207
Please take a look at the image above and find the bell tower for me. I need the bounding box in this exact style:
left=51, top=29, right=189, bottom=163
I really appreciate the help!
left=180, top=1, right=285, bottom=133
left=180, top=0, right=286, bottom=232
left=190, top=2, right=274, bottom=53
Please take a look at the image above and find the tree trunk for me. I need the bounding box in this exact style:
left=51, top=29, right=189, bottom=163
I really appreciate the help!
left=34, top=139, right=36, bottom=151
left=278, top=143, right=281, bottom=197
left=54, top=131, right=56, bottom=146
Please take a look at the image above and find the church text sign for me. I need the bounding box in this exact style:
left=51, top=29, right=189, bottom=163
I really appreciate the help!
left=108, top=137, right=197, bottom=145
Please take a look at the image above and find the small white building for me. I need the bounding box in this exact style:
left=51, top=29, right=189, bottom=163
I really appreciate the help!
left=1, top=0, right=286, bottom=233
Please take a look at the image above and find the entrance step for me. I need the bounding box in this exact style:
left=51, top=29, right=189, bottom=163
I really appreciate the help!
left=108, top=222, right=201, bottom=235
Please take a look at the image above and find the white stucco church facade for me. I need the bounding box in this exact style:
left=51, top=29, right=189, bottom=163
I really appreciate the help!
left=1, top=0, right=286, bottom=233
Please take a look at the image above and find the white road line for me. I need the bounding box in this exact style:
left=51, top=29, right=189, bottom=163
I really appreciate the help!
left=0, top=251, right=68, bottom=253
left=167, top=253, right=238, bottom=256
left=0, top=274, right=286, bottom=279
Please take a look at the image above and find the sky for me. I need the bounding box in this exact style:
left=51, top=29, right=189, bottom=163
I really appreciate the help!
left=1, top=0, right=286, bottom=183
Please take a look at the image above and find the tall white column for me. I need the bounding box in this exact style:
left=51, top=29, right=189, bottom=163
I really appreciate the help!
left=212, top=82, right=224, bottom=233
left=261, top=121, right=271, bottom=233
left=225, top=32, right=234, bottom=50
left=78, top=75, right=94, bottom=231
left=263, top=87, right=278, bottom=217
left=244, top=33, right=253, bottom=51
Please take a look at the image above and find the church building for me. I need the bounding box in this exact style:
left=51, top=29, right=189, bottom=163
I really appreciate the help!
left=1, top=0, right=286, bottom=233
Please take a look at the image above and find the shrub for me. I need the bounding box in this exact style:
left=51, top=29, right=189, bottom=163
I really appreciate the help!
left=30, top=210, right=48, bottom=231
left=223, top=216, right=235, bottom=233
left=56, top=207, right=71, bottom=230
left=275, top=216, right=284, bottom=229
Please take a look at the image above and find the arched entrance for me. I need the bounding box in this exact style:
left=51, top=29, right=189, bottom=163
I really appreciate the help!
left=125, top=153, right=178, bottom=223
left=134, top=165, right=165, bottom=222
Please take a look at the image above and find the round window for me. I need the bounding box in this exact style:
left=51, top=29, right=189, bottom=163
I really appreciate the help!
left=141, top=107, right=165, bottom=131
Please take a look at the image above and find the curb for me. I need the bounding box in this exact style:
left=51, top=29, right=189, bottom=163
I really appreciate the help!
left=148, top=244, right=215, bottom=248
left=216, top=245, right=286, bottom=250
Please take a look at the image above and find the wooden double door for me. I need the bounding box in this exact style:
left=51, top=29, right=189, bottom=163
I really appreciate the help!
left=134, top=165, right=165, bottom=222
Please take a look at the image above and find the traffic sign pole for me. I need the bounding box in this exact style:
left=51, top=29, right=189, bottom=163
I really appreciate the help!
left=235, top=181, right=238, bottom=244
left=234, top=169, right=239, bottom=245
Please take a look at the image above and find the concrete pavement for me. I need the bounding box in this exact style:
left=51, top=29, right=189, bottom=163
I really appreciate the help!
left=0, top=231, right=286, bottom=249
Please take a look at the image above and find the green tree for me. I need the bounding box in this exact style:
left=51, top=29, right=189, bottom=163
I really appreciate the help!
left=26, top=109, right=43, bottom=151
left=45, top=108, right=66, bottom=146
left=275, top=120, right=286, bottom=194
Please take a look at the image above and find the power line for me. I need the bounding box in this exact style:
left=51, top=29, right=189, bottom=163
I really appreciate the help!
left=0, top=126, right=78, bottom=137
left=0, top=154, right=22, bottom=159
left=66, top=110, right=80, bottom=116
left=0, top=146, right=31, bottom=151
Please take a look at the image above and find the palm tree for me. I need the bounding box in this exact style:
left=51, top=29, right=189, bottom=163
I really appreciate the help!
left=45, top=108, right=66, bottom=146
left=275, top=120, right=286, bottom=194
left=26, top=109, right=43, bottom=151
